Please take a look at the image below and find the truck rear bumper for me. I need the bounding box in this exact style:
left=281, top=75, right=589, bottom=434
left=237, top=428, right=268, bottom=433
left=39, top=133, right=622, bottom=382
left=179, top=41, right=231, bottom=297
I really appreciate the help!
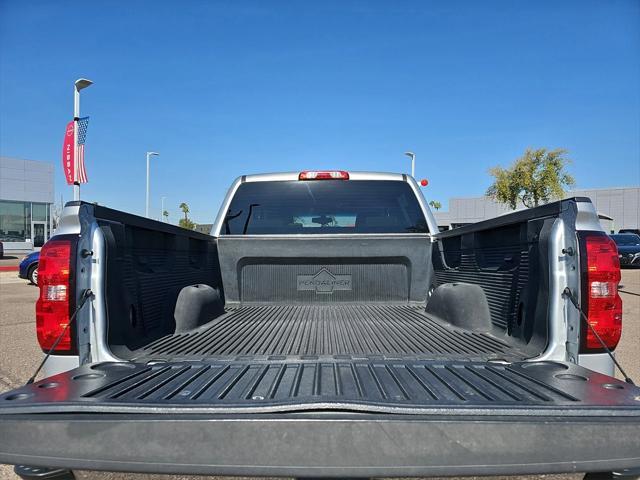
left=579, top=352, right=615, bottom=376
left=41, top=354, right=79, bottom=378
left=1, top=412, right=640, bottom=477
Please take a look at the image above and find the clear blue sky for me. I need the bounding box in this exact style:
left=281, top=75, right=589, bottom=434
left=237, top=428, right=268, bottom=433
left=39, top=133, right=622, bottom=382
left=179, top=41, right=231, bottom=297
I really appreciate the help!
left=1, top=1, right=639, bottom=223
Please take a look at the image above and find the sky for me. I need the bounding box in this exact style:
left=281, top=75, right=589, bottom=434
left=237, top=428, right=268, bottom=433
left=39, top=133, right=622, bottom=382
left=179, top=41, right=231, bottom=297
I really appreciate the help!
left=1, top=0, right=639, bottom=224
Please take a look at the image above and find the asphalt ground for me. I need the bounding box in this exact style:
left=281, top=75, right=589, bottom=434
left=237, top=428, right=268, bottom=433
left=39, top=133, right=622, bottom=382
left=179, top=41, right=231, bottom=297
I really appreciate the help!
left=0, top=269, right=638, bottom=480
left=0, top=255, right=23, bottom=266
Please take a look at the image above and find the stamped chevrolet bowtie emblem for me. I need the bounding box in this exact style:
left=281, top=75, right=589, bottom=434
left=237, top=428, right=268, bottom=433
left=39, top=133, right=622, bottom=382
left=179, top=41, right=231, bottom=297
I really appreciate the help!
left=297, top=268, right=352, bottom=294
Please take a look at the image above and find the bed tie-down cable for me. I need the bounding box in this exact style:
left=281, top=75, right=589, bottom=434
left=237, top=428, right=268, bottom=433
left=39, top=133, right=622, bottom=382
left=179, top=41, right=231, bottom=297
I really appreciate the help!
left=563, top=287, right=634, bottom=385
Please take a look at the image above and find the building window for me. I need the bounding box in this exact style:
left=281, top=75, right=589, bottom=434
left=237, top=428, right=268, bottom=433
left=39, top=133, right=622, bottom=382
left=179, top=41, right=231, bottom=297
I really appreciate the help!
left=0, top=200, right=30, bottom=242
left=32, top=203, right=48, bottom=222
left=0, top=201, right=51, bottom=244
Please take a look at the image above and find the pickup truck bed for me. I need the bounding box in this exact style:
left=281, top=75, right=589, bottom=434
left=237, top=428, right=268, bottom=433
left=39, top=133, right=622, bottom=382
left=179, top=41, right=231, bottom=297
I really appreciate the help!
left=97, top=191, right=548, bottom=364
left=137, top=304, right=523, bottom=360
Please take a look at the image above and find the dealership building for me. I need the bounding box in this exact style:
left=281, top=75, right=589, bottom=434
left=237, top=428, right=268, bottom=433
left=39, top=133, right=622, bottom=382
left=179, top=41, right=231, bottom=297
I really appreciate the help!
left=433, top=186, right=640, bottom=232
left=0, top=156, right=55, bottom=254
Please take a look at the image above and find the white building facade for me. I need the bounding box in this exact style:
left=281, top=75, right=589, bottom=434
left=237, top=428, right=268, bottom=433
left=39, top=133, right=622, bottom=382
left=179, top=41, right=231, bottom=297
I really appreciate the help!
left=0, top=156, right=55, bottom=253
left=433, top=186, right=640, bottom=233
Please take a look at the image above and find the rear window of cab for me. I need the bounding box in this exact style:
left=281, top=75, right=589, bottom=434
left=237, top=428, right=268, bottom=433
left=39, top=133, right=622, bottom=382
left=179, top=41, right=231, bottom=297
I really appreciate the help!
left=222, top=180, right=428, bottom=235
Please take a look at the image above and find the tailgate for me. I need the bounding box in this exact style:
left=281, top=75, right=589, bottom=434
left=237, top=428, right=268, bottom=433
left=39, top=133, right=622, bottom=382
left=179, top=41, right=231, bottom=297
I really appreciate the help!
left=1, top=358, right=640, bottom=476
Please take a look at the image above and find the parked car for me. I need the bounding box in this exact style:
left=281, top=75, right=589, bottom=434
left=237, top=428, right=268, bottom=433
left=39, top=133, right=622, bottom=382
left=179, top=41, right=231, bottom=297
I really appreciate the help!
left=18, top=250, right=39, bottom=284
left=611, top=233, right=640, bottom=267
left=0, top=171, right=638, bottom=478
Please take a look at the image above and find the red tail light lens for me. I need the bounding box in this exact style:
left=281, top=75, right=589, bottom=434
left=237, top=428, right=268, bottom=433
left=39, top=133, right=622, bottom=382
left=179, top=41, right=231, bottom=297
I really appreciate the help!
left=578, top=232, right=622, bottom=352
left=299, top=170, right=349, bottom=180
left=36, top=237, right=77, bottom=354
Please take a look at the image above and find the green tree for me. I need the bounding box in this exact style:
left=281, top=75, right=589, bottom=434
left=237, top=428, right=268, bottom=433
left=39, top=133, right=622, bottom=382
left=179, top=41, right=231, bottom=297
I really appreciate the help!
left=486, top=148, right=575, bottom=209
left=179, top=218, right=196, bottom=230
left=428, top=200, right=442, bottom=210
left=162, top=210, right=169, bottom=222
left=179, top=202, right=190, bottom=220
left=178, top=202, right=195, bottom=230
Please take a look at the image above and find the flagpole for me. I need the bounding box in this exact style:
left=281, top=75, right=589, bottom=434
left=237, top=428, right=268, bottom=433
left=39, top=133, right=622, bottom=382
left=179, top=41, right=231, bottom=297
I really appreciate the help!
left=73, top=86, right=80, bottom=201
left=73, top=78, right=93, bottom=201
left=145, top=152, right=160, bottom=218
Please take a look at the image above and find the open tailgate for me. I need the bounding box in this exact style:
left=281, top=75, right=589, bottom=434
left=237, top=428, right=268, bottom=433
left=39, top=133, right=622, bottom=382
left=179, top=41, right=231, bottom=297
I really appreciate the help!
left=1, top=358, right=640, bottom=477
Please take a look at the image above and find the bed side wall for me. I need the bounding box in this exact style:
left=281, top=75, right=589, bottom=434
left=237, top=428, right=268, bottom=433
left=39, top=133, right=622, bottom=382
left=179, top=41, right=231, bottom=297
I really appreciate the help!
left=433, top=211, right=557, bottom=353
left=93, top=207, right=223, bottom=355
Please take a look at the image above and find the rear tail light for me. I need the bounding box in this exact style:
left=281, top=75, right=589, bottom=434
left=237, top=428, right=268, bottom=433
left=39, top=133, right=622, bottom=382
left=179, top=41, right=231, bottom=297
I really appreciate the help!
left=578, top=232, right=622, bottom=352
left=36, top=237, right=77, bottom=354
left=299, top=170, right=349, bottom=180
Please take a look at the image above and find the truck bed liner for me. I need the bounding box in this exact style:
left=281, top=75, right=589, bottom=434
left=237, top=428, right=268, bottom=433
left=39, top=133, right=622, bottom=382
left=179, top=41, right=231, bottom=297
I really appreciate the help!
left=135, top=304, right=528, bottom=361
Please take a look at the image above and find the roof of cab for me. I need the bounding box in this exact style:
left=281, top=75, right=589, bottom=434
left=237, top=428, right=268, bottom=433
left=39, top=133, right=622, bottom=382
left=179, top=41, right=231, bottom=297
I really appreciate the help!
left=242, top=171, right=407, bottom=182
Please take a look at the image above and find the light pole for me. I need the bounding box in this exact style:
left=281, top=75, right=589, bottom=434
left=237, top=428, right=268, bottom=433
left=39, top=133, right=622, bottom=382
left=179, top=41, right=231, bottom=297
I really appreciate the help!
left=73, top=78, right=93, bottom=200
left=145, top=152, right=159, bottom=218
left=404, top=151, right=415, bottom=178
left=161, top=196, right=166, bottom=222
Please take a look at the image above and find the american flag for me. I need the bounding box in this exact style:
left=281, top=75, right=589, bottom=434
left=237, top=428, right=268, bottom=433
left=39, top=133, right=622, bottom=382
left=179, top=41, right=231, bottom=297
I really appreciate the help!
left=76, top=116, right=89, bottom=183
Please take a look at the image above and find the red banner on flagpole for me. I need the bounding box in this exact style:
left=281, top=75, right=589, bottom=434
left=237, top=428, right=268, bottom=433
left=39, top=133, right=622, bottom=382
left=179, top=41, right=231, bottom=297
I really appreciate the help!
left=62, top=120, right=75, bottom=185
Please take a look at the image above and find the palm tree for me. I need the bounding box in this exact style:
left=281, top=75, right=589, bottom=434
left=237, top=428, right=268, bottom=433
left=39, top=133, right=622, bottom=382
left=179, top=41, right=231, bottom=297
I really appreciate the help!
left=179, top=202, right=189, bottom=221
left=163, top=210, right=169, bottom=222
left=429, top=200, right=442, bottom=210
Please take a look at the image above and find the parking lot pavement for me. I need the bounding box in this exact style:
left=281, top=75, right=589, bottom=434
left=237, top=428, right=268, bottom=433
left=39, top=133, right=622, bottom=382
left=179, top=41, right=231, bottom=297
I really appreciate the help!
left=618, top=269, right=640, bottom=383
left=1, top=269, right=639, bottom=480
left=0, top=273, right=40, bottom=392
left=0, top=256, right=22, bottom=268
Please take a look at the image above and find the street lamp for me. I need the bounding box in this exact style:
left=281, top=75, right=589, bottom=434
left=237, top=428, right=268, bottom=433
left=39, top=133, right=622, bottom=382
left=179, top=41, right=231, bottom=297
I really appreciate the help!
left=73, top=78, right=93, bottom=201
left=404, top=151, right=415, bottom=178
left=146, top=152, right=159, bottom=218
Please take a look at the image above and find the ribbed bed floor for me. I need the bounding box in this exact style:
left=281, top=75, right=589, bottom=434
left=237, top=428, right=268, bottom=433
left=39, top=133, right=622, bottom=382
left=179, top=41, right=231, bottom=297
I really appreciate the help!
left=137, top=305, right=527, bottom=361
